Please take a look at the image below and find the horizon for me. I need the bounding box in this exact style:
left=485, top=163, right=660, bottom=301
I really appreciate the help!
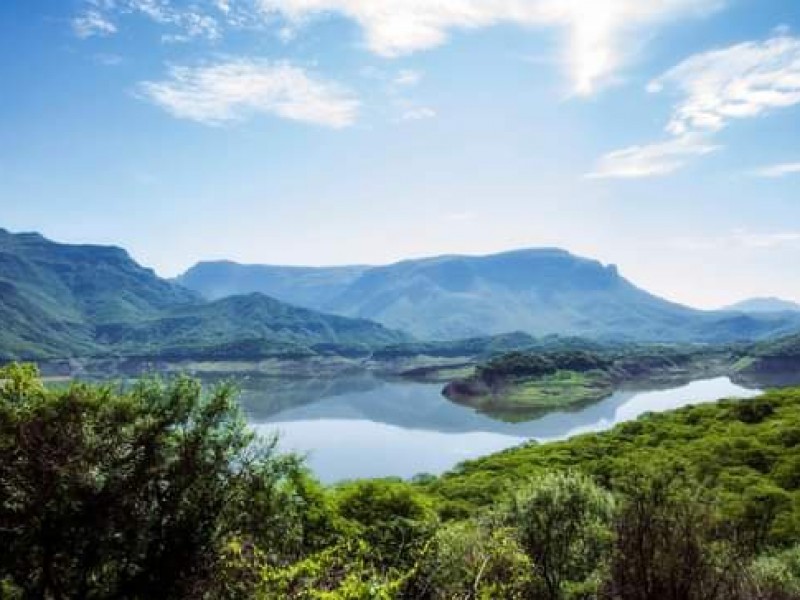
left=4, top=224, right=795, bottom=312
left=2, top=1, right=800, bottom=309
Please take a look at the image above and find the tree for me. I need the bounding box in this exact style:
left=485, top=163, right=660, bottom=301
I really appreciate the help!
left=504, top=471, right=615, bottom=600
left=0, top=364, right=305, bottom=599
left=609, top=464, right=743, bottom=600
left=408, top=519, right=532, bottom=600
left=333, top=479, right=437, bottom=569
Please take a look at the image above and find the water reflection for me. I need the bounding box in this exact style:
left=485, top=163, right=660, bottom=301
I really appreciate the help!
left=240, top=375, right=761, bottom=482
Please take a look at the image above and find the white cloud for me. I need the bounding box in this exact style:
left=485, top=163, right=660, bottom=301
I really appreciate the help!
left=277, top=26, right=297, bottom=43
left=649, top=35, right=800, bottom=135
left=256, top=0, right=722, bottom=95
left=587, top=134, right=718, bottom=179
left=137, top=59, right=360, bottom=128
left=751, top=162, right=800, bottom=178
left=72, top=10, right=117, bottom=38
left=74, top=0, right=723, bottom=94
left=400, top=106, right=436, bottom=121
left=74, top=0, right=223, bottom=41
left=590, top=33, right=800, bottom=178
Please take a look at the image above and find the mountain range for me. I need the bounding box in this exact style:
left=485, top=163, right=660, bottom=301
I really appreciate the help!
left=3, top=228, right=800, bottom=362
left=724, top=297, right=800, bottom=314
left=177, top=250, right=800, bottom=342
left=0, top=229, right=407, bottom=360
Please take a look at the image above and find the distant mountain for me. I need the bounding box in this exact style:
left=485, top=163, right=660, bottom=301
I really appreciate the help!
left=177, top=249, right=800, bottom=342
left=725, top=297, right=800, bottom=313
left=0, top=229, right=407, bottom=360
left=176, top=260, right=369, bottom=305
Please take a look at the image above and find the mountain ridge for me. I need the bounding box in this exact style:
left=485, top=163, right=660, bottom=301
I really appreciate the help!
left=0, top=229, right=408, bottom=360
left=177, top=249, right=800, bottom=342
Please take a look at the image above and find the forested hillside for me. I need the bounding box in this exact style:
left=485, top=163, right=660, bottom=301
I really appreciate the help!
left=4, top=364, right=800, bottom=599
left=0, top=229, right=407, bottom=360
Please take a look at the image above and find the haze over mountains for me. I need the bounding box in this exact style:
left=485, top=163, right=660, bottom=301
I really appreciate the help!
left=178, top=250, right=800, bottom=342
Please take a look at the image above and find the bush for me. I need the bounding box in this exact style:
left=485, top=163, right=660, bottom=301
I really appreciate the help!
left=504, top=472, right=615, bottom=600
left=333, top=479, right=438, bottom=569
left=609, top=465, right=743, bottom=600
left=408, top=520, right=532, bottom=599
left=0, top=364, right=306, bottom=598
left=747, top=546, right=800, bottom=600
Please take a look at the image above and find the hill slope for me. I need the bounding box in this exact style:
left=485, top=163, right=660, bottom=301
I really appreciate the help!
left=178, top=249, right=800, bottom=342
left=0, top=229, right=407, bottom=360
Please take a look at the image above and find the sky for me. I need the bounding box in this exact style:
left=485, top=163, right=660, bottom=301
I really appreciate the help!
left=1, top=0, right=799, bottom=309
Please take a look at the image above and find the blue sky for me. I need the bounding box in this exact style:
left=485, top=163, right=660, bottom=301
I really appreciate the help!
left=1, top=0, right=799, bottom=308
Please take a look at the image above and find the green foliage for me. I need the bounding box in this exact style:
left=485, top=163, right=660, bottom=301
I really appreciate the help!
left=429, top=386, right=800, bottom=540
left=408, top=520, right=533, bottom=599
left=444, top=344, right=730, bottom=418
left=744, top=333, right=800, bottom=377
left=6, top=364, right=800, bottom=598
left=477, top=351, right=610, bottom=382
left=333, top=479, right=438, bottom=569
left=609, top=465, right=742, bottom=600
left=747, top=546, right=800, bottom=600
left=213, top=538, right=406, bottom=599
left=0, top=363, right=308, bottom=598
left=505, top=472, right=614, bottom=600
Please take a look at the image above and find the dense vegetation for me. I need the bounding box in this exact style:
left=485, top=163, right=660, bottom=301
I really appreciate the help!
left=741, top=333, right=800, bottom=377
left=442, top=345, right=732, bottom=417
left=0, top=229, right=406, bottom=361
left=4, top=364, right=800, bottom=598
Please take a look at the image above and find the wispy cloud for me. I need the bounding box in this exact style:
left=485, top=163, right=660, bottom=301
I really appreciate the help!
left=72, top=10, right=117, bottom=38
left=257, top=0, right=722, bottom=96
left=393, top=69, right=423, bottom=87
left=74, top=0, right=723, bottom=96
left=649, top=35, right=800, bottom=136
left=590, top=33, right=800, bottom=178
left=73, top=0, right=223, bottom=41
left=137, top=59, right=360, bottom=128
left=751, top=162, right=800, bottom=178
left=587, top=134, right=718, bottom=179
left=400, top=107, right=436, bottom=122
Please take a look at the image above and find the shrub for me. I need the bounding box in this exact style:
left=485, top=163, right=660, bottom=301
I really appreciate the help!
left=504, top=471, right=615, bottom=600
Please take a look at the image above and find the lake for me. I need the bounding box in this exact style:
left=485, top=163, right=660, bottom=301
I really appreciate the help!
left=235, top=375, right=761, bottom=483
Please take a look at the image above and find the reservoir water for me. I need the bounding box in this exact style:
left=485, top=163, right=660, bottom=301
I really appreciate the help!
left=237, top=375, right=760, bottom=483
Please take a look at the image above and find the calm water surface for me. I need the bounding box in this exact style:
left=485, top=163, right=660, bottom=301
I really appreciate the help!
left=237, top=375, right=760, bottom=483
